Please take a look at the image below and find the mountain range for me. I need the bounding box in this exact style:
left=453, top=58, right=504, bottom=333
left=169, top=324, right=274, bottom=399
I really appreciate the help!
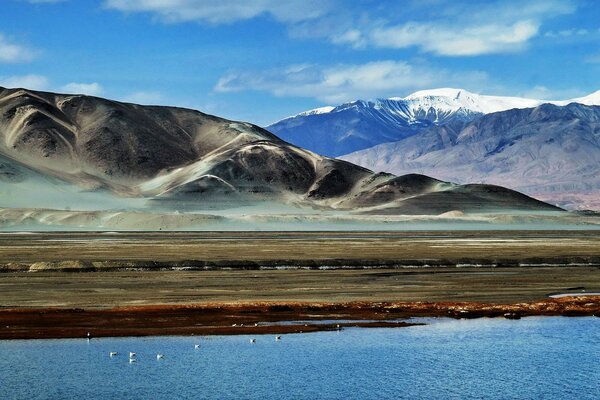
left=269, top=88, right=600, bottom=209
left=341, top=102, right=600, bottom=210
left=267, top=88, right=600, bottom=158
left=0, top=85, right=560, bottom=229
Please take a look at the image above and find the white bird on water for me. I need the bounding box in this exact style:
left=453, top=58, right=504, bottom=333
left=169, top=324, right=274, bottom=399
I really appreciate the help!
left=194, top=344, right=201, bottom=349
left=250, top=338, right=256, bottom=343
left=156, top=354, right=164, bottom=360
left=129, top=358, right=136, bottom=363
left=275, top=336, right=281, bottom=341
left=109, top=352, right=118, bottom=357
left=129, top=352, right=136, bottom=358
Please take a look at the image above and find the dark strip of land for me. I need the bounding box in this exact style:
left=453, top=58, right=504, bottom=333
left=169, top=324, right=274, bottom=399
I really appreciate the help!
left=1, top=298, right=599, bottom=340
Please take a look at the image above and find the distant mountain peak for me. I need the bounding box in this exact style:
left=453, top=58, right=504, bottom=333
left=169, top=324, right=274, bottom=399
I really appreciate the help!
left=403, top=87, right=468, bottom=100
left=268, top=87, right=600, bottom=158
left=296, top=106, right=335, bottom=117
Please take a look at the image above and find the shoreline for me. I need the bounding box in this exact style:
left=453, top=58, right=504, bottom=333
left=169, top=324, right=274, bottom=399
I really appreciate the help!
left=1, top=297, right=598, bottom=340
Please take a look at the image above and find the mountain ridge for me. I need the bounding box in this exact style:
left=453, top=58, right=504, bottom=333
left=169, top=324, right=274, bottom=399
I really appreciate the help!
left=341, top=102, right=600, bottom=210
left=267, top=88, right=600, bottom=158
left=0, top=85, right=562, bottom=220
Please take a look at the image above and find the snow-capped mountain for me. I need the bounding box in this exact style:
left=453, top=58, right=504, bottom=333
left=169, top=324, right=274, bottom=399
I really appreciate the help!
left=559, top=89, right=600, bottom=106
left=267, top=88, right=600, bottom=157
left=341, top=103, right=600, bottom=210
left=400, top=88, right=542, bottom=114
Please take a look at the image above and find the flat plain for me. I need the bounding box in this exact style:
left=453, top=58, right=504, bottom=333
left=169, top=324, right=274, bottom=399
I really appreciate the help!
left=1, top=231, right=600, bottom=307
left=1, top=231, right=600, bottom=339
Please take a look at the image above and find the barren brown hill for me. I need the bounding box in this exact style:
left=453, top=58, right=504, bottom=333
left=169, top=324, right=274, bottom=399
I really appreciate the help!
left=0, top=86, right=562, bottom=215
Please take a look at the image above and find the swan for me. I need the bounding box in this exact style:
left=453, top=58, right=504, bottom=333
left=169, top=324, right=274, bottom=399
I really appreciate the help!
left=194, top=344, right=201, bottom=349
left=129, top=358, right=136, bottom=363
left=109, top=352, right=118, bottom=357
left=129, top=352, right=136, bottom=358
left=275, top=336, right=281, bottom=341
left=249, top=338, right=256, bottom=343
left=156, top=354, right=164, bottom=360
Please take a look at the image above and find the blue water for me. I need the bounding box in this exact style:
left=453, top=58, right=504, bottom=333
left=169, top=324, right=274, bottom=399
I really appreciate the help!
left=1, top=317, right=599, bottom=399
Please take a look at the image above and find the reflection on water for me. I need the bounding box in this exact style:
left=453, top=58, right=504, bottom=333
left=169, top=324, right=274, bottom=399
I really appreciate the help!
left=1, top=317, right=598, bottom=399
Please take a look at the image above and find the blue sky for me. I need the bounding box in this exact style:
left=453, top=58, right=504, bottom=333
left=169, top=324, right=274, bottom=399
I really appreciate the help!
left=1, top=0, right=599, bottom=125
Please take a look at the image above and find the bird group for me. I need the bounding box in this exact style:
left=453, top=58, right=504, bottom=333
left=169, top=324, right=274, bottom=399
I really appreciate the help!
left=108, top=335, right=284, bottom=361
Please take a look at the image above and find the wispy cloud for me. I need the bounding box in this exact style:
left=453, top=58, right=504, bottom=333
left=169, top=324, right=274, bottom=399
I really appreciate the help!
left=327, top=0, right=575, bottom=56
left=365, top=20, right=539, bottom=56
left=103, top=0, right=331, bottom=24
left=544, top=28, right=590, bottom=38
left=102, top=0, right=578, bottom=57
left=0, top=34, right=36, bottom=63
left=60, top=82, right=104, bottom=96
left=0, top=74, right=49, bottom=90
left=215, top=61, right=488, bottom=103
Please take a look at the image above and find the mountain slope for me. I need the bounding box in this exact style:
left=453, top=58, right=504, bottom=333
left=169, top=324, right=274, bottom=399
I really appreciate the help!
left=267, top=88, right=600, bottom=157
left=341, top=103, right=600, bottom=209
left=0, top=85, right=561, bottom=216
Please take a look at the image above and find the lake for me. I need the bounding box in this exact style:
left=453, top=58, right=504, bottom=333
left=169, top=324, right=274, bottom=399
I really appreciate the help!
left=1, top=317, right=598, bottom=399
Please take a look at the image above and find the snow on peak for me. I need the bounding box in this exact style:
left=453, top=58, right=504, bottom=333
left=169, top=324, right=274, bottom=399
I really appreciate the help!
left=270, top=88, right=600, bottom=127
left=403, top=88, right=542, bottom=114
left=403, top=88, right=600, bottom=114
left=269, top=106, right=335, bottom=125
left=404, top=88, right=468, bottom=100
left=562, top=90, right=600, bottom=106
left=297, top=106, right=335, bottom=117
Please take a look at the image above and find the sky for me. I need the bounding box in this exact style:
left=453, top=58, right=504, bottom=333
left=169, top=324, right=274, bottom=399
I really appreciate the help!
left=1, top=0, right=599, bottom=126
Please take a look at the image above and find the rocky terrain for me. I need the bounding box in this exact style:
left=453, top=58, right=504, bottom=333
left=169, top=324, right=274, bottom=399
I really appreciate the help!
left=0, top=86, right=565, bottom=230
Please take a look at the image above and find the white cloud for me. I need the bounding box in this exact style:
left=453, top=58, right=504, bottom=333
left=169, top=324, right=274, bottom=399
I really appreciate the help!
left=0, top=74, right=49, bottom=90
left=215, top=61, right=488, bottom=103
left=0, top=34, right=36, bottom=63
left=102, top=0, right=576, bottom=57
left=60, top=82, right=104, bottom=96
left=103, top=0, right=331, bottom=24
left=367, top=20, right=539, bottom=56
left=122, top=91, right=163, bottom=104
left=325, top=0, right=575, bottom=56
left=545, top=28, right=590, bottom=38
